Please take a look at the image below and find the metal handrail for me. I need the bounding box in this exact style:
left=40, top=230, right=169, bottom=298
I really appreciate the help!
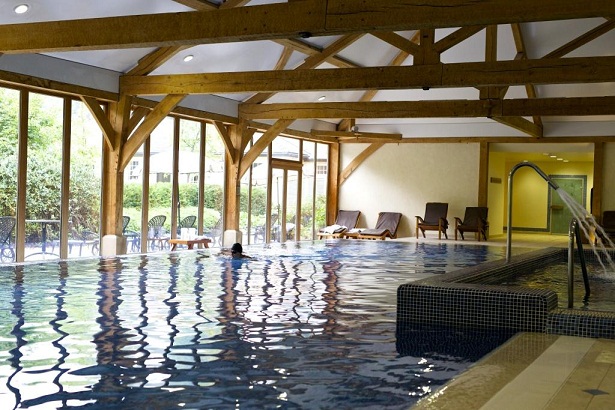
left=568, top=218, right=590, bottom=308
left=506, top=161, right=559, bottom=262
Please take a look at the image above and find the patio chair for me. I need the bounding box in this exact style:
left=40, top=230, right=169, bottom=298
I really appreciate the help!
left=204, top=218, right=223, bottom=247
left=147, top=215, right=167, bottom=251
left=356, top=211, right=402, bottom=240
left=254, top=214, right=277, bottom=243
left=318, top=210, right=361, bottom=239
left=454, top=206, right=489, bottom=241
left=0, top=216, right=16, bottom=263
left=79, top=229, right=100, bottom=255
left=178, top=215, right=196, bottom=230
left=122, top=216, right=141, bottom=252
left=416, top=202, right=449, bottom=239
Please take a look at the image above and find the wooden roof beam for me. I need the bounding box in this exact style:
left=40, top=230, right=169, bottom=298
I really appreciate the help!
left=121, top=55, right=615, bottom=95
left=2, top=0, right=614, bottom=53
left=245, top=33, right=364, bottom=104
left=239, top=96, right=615, bottom=119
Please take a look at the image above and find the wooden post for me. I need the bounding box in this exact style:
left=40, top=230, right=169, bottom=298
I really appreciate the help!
left=99, top=96, right=131, bottom=255
left=223, top=122, right=246, bottom=233
left=326, top=142, right=340, bottom=225
left=593, top=142, right=604, bottom=219
left=478, top=142, right=489, bottom=207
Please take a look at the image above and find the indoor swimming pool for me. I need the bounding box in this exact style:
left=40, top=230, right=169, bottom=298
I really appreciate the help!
left=0, top=240, right=509, bottom=409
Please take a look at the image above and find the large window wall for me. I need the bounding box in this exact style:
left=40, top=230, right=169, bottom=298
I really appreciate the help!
left=121, top=117, right=226, bottom=252
left=0, top=82, right=331, bottom=263
left=240, top=133, right=329, bottom=244
left=0, top=87, right=103, bottom=263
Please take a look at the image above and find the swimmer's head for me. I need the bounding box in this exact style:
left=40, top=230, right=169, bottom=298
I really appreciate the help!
left=231, top=243, right=243, bottom=255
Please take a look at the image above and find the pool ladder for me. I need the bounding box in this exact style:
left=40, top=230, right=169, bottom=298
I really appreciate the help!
left=568, top=218, right=590, bottom=308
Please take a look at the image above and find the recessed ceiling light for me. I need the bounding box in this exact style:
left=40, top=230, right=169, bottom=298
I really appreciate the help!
left=542, top=153, right=550, bottom=156
left=549, top=155, right=557, bottom=158
left=563, top=160, right=569, bottom=163
left=183, top=55, right=194, bottom=62
left=318, top=95, right=326, bottom=101
left=14, top=4, right=29, bottom=14
left=557, top=158, right=563, bottom=161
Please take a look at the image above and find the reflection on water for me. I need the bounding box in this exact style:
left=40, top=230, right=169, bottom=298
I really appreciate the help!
left=0, top=241, right=506, bottom=409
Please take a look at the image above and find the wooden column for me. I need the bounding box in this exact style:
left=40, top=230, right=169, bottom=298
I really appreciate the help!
left=99, top=96, right=131, bottom=254
left=59, top=98, right=72, bottom=259
left=478, top=142, right=489, bottom=206
left=15, top=90, right=28, bottom=263
left=223, top=123, right=246, bottom=232
left=593, top=142, right=604, bottom=219
left=326, top=142, right=340, bottom=225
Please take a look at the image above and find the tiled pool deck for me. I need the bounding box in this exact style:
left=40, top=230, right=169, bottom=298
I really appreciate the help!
left=396, top=233, right=615, bottom=409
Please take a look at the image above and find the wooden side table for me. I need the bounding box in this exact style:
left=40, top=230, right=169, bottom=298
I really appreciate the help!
left=168, top=237, right=212, bottom=251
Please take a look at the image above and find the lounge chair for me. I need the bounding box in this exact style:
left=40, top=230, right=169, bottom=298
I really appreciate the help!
left=0, top=216, right=16, bottom=263
left=454, top=206, right=489, bottom=241
left=317, top=210, right=361, bottom=239
left=355, top=212, right=402, bottom=240
left=416, top=202, right=449, bottom=239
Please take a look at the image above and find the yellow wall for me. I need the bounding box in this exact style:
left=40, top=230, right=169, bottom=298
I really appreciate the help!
left=604, top=143, right=615, bottom=213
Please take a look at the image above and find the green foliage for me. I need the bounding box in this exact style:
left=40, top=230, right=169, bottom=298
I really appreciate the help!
left=123, top=183, right=143, bottom=209
left=239, top=185, right=267, bottom=215
left=149, top=183, right=172, bottom=208
left=203, top=184, right=223, bottom=210
left=124, top=182, right=223, bottom=210
left=179, top=183, right=199, bottom=208
left=0, top=89, right=100, bottom=238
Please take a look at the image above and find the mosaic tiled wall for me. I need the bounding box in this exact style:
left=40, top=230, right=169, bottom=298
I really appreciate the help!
left=397, top=247, right=615, bottom=339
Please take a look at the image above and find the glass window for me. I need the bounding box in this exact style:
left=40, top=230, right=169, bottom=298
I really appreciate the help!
left=0, top=87, right=20, bottom=263
left=147, top=117, right=174, bottom=251
left=68, top=99, right=103, bottom=258
left=24, top=92, right=63, bottom=261
left=177, top=119, right=201, bottom=236
left=203, top=123, right=224, bottom=247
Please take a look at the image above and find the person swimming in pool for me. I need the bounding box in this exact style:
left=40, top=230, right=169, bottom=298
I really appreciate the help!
left=219, top=242, right=251, bottom=259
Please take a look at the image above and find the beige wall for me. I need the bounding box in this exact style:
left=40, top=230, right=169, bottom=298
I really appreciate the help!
left=339, top=143, right=480, bottom=238
left=487, top=152, right=506, bottom=236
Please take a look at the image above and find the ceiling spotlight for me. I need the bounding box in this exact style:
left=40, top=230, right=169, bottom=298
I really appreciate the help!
left=563, top=160, right=569, bottom=163
left=317, top=95, right=326, bottom=101
left=183, top=55, right=194, bottom=62
left=557, top=158, right=563, bottom=161
left=14, top=4, right=29, bottom=14
left=549, top=155, right=557, bottom=158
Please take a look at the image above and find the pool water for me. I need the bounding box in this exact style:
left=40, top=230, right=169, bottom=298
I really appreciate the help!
left=0, top=241, right=508, bottom=409
left=498, top=260, right=615, bottom=311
